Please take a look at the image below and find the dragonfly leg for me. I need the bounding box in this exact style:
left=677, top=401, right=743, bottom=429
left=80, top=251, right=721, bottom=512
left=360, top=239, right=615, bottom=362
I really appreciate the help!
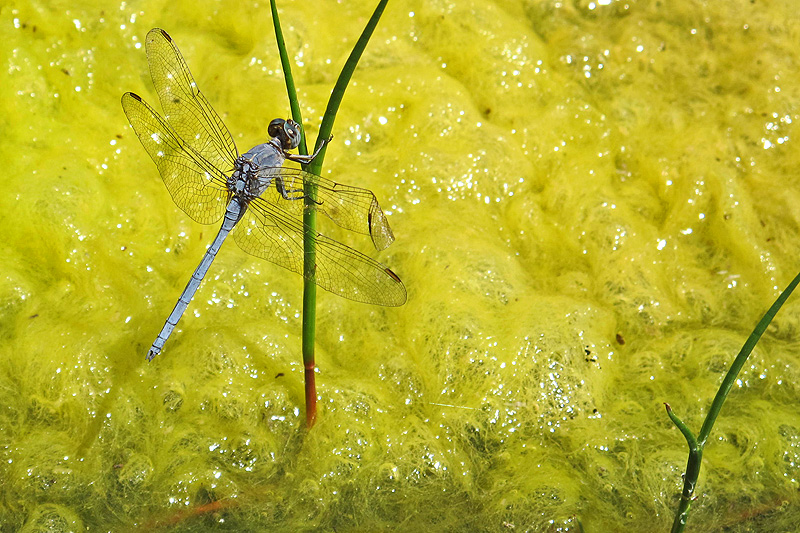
left=275, top=175, right=305, bottom=200
left=285, top=135, right=333, bottom=164
left=275, top=175, right=322, bottom=205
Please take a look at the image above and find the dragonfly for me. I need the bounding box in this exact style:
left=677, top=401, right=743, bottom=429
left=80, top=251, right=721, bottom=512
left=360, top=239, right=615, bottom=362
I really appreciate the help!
left=121, top=28, right=406, bottom=361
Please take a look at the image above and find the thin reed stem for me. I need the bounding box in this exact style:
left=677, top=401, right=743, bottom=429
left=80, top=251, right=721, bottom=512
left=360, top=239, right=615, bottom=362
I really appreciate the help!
left=271, top=0, right=390, bottom=428
left=669, top=269, right=800, bottom=532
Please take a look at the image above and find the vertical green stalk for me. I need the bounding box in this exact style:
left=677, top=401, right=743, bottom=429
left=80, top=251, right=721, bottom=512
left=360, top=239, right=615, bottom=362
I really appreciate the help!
left=270, top=0, right=389, bottom=428
left=270, top=0, right=308, bottom=157
left=668, top=269, right=800, bottom=532
left=270, top=0, right=316, bottom=428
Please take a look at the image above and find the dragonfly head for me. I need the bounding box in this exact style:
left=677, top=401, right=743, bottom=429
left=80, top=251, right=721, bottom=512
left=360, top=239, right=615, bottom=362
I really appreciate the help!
left=268, top=118, right=302, bottom=150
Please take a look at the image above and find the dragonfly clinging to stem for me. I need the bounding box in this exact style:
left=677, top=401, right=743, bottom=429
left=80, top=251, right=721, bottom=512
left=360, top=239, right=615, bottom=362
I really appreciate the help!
left=121, top=28, right=406, bottom=361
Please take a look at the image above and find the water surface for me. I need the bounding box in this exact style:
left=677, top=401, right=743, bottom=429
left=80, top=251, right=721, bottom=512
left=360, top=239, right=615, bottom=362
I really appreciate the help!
left=2, top=0, right=799, bottom=531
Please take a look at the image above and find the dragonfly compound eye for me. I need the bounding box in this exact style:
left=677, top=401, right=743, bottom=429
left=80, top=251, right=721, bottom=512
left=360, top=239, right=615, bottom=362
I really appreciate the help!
left=283, top=120, right=302, bottom=149
left=267, top=118, right=286, bottom=139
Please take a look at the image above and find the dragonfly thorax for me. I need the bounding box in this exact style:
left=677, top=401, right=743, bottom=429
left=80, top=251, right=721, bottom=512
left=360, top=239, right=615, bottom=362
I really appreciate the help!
left=239, top=141, right=286, bottom=169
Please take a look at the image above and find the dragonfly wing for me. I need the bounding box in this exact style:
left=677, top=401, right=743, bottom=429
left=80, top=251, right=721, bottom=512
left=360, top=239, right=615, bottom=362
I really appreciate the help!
left=121, top=92, right=229, bottom=224
left=145, top=28, right=239, bottom=172
left=256, top=168, right=396, bottom=251
left=232, top=197, right=406, bottom=306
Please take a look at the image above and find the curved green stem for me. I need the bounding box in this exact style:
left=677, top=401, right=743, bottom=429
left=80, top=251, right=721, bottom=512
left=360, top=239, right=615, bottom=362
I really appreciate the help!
left=665, top=403, right=697, bottom=449
left=306, top=0, right=389, bottom=176
left=670, top=269, right=800, bottom=532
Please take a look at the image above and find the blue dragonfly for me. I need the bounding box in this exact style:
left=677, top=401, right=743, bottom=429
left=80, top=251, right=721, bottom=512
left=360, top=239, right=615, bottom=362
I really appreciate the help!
left=121, top=29, right=406, bottom=361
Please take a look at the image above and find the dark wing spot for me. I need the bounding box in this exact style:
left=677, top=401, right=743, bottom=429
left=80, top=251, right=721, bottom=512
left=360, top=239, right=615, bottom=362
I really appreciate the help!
left=384, top=268, right=402, bottom=283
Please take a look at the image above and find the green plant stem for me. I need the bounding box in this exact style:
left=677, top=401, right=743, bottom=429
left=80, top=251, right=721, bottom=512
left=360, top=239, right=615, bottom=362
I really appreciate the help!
left=270, top=0, right=316, bottom=428
left=664, top=403, right=698, bottom=449
left=306, top=0, right=389, bottom=177
left=669, top=269, right=800, bottom=532
left=270, top=0, right=308, bottom=157
left=271, top=0, right=389, bottom=429
left=301, top=0, right=388, bottom=428
left=666, top=403, right=701, bottom=532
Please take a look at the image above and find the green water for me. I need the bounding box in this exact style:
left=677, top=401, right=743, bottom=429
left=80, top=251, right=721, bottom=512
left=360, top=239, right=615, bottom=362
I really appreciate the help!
left=2, top=0, right=800, bottom=531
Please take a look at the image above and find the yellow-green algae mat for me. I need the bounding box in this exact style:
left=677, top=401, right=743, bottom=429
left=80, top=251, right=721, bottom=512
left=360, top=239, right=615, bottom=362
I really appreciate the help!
left=2, top=0, right=800, bottom=531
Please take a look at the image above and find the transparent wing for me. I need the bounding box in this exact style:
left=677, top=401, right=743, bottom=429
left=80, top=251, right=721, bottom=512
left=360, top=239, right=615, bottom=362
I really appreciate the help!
left=121, top=92, right=229, bottom=224
left=257, top=167, right=395, bottom=250
left=232, top=196, right=406, bottom=307
left=145, top=28, right=239, bottom=170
